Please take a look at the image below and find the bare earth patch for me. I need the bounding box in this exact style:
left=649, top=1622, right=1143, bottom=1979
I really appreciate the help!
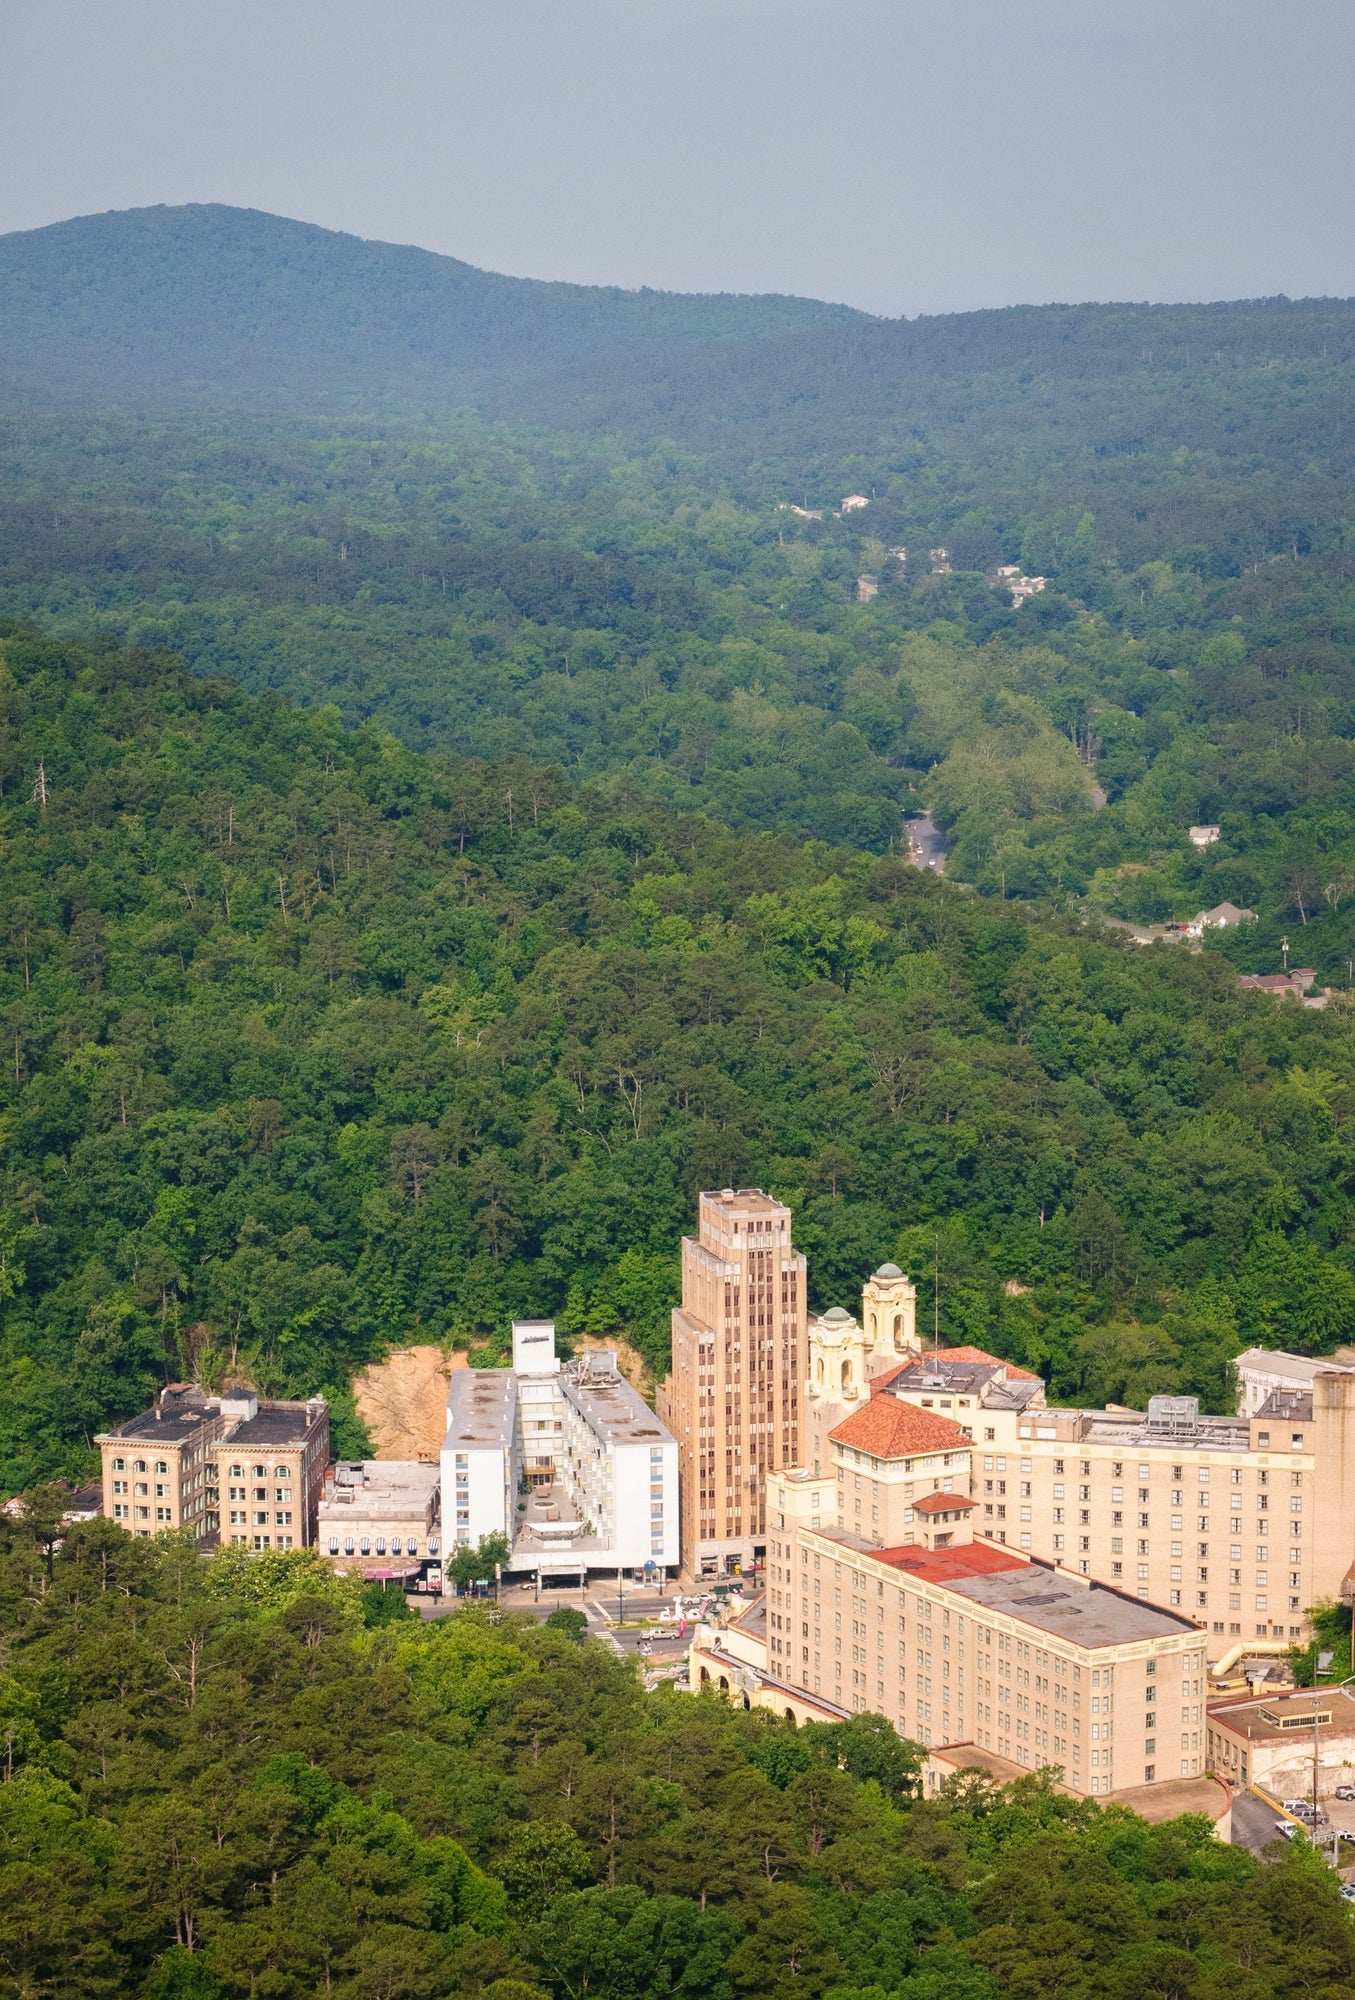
left=353, top=1345, right=462, bottom=1459
left=354, top=1334, right=657, bottom=1460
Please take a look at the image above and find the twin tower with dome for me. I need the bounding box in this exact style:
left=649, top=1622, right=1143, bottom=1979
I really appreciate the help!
left=804, top=1261, right=924, bottom=1472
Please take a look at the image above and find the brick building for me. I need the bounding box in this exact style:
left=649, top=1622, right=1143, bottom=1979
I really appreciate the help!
left=96, top=1385, right=329, bottom=1548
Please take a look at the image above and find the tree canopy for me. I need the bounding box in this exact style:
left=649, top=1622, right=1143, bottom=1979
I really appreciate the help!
left=7, top=629, right=1355, bottom=1486
left=0, top=1503, right=1351, bottom=2000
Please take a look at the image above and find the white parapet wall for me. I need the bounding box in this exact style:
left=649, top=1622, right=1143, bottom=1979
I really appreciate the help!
left=439, top=1326, right=679, bottom=1576
left=441, top=1369, right=517, bottom=1553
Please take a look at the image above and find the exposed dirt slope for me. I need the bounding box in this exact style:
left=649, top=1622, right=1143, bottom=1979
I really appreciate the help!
left=353, top=1345, right=462, bottom=1459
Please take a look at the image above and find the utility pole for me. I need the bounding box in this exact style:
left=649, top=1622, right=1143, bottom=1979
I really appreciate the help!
left=1313, top=1694, right=1321, bottom=1824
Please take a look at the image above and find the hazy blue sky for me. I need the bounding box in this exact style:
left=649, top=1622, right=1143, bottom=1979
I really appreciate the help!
left=4, top=0, right=1352, bottom=315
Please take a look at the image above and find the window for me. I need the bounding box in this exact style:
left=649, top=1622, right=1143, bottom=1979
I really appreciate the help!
left=112, top=1457, right=125, bottom=1471
left=230, top=1465, right=242, bottom=1478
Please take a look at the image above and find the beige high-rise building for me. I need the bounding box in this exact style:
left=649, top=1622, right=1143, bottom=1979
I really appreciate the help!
left=859, top=1341, right=1355, bottom=1665
left=758, top=1447, right=1204, bottom=1794
left=658, top=1188, right=806, bottom=1578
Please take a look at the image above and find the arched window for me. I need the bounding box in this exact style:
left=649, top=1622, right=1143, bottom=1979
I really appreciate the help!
left=359, top=1536, right=370, bottom=1554
left=427, top=1537, right=439, bottom=1555
left=375, top=1537, right=386, bottom=1555
left=893, top=1313, right=903, bottom=1339
left=133, top=1460, right=146, bottom=1473
left=407, top=1537, right=418, bottom=1555
left=344, top=1537, right=354, bottom=1555
left=841, top=1359, right=853, bottom=1393
left=391, top=1537, right=402, bottom=1555
left=328, top=1537, right=339, bottom=1554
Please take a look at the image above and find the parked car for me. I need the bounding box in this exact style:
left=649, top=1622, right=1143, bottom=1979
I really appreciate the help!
left=1293, top=1804, right=1328, bottom=1824
left=1275, top=1822, right=1299, bottom=1840
left=1336, top=1785, right=1355, bottom=1802
left=1339, top=1883, right=1355, bottom=1904
left=642, top=1627, right=667, bottom=1639
left=1282, top=1798, right=1311, bottom=1812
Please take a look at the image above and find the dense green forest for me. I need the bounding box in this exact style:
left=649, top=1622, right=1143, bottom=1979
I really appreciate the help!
left=4, top=204, right=1355, bottom=1989
left=8, top=628, right=1355, bottom=1492
left=7, top=400, right=1355, bottom=978
left=3, top=212, right=1355, bottom=983
left=1, top=1513, right=1352, bottom=2000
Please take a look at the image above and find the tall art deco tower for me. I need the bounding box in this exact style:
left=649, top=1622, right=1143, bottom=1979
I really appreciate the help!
left=657, top=1188, right=806, bottom=1578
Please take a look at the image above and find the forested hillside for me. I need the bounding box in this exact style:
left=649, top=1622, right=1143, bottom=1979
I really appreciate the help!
left=5, top=1520, right=1352, bottom=2000
left=6, top=628, right=1355, bottom=1492
left=6, top=395, right=1355, bottom=979
left=0, top=205, right=861, bottom=404
left=4, top=212, right=1355, bottom=972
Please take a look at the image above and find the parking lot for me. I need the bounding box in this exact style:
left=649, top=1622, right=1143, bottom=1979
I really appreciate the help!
left=1231, top=1787, right=1355, bottom=1882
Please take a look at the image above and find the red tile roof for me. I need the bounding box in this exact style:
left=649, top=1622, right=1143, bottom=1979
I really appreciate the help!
left=829, top=1400, right=969, bottom=1458
left=935, top=1345, right=1041, bottom=1382
left=913, top=1490, right=977, bottom=1514
left=875, top=1539, right=1027, bottom=1585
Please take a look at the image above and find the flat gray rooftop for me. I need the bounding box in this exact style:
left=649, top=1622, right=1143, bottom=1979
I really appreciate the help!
left=445, top=1370, right=516, bottom=1449
left=560, top=1360, right=673, bottom=1447
left=322, top=1461, right=439, bottom=1518
left=950, top=1566, right=1198, bottom=1646
left=1077, top=1412, right=1251, bottom=1451
left=1235, top=1348, right=1355, bottom=1383
left=226, top=1408, right=315, bottom=1446
left=104, top=1406, right=217, bottom=1444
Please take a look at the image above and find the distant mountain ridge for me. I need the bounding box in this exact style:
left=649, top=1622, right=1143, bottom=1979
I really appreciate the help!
left=0, top=203, right=865, bottom=404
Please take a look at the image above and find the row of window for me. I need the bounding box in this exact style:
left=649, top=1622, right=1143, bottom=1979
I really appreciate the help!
left=110, top=1456, right=295, bottom=1478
